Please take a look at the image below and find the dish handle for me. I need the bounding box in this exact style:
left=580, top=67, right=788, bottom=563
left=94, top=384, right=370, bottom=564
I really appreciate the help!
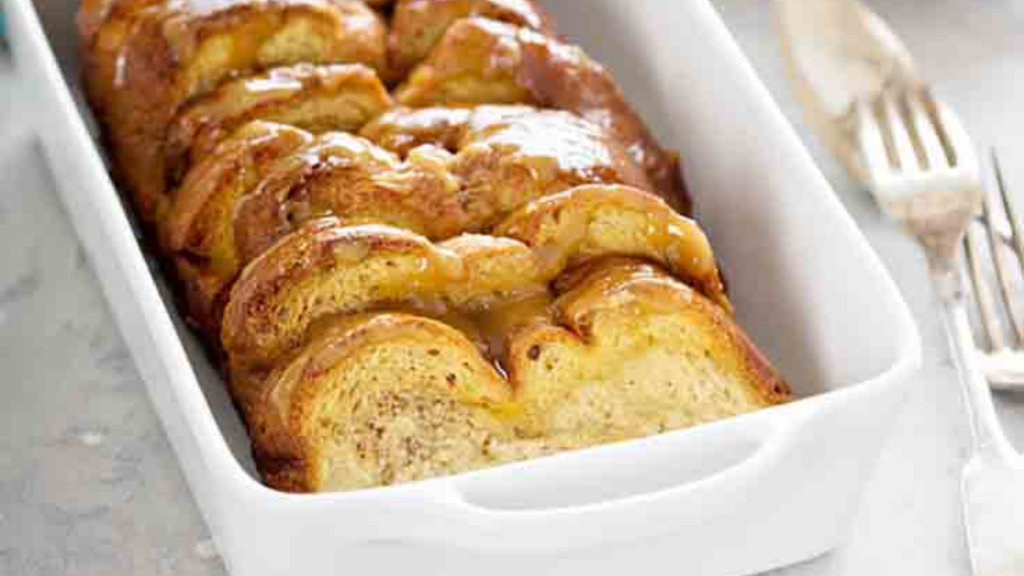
left=413, top=412, right=805, bottom=553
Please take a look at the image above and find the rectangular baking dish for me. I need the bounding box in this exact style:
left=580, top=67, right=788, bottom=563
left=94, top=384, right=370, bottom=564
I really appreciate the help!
left=6, top=0, right=923, bottom=574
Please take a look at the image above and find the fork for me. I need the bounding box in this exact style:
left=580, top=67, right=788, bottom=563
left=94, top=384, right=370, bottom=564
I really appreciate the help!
left=857, top=87, right=1024, bottom=576
left=968, top=152, right=1024, bottom=391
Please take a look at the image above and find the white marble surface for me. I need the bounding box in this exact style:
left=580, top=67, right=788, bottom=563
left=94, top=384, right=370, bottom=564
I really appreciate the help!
left=1, top=1, right=1024, bottom=574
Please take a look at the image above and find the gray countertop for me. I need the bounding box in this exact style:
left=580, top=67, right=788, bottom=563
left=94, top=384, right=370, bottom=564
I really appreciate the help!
left=2, top=0, right=1024, bottom=574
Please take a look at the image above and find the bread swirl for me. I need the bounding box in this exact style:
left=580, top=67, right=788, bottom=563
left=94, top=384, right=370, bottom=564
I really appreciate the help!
left=79, top=0, right=790, bottom=493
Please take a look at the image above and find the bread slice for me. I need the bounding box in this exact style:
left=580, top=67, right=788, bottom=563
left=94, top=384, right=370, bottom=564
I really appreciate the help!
left=388, top=0, right=553, bottom=77
left=82, top=0, right=389, bottom=222
left=505, top=258, right=790, bottom=442
left=162, top=122, right=314, bottom=336
left=494, top=184, right=729, bottom=311
left=231, top=133, right=467, bottom=262
left=362, top=105, right=656, bottom=228
left=395, top=17, right=690, bottom=214
left=164, top=63, right=393, bottom=185
left=253, top=312, right=517, bottom=492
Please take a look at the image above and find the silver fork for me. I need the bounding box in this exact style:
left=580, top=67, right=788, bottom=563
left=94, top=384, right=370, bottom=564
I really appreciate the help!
left=857, top=87, right=1024, bottom=576
left=969, top=152, right=1024, bottom=391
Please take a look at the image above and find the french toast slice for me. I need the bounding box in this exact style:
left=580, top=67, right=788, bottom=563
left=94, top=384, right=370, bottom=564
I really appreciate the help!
left=388, top=0, right=553, bottom=78
left=165, top=63, right=394, bottom=185
left=82, top=0, right=389, bottom=222
left=362, top=105, right=656, bottom=228
left=395, top=17, right=690, bottom=214
left=494, top=184, right=729, bottom=311
left=506, top=258, right=790, bottom=442
left=162, top=122, right=315, bottom=337
left=253, top=312, right=517, bottom=492
left=231, top=133, right=467, bottom=263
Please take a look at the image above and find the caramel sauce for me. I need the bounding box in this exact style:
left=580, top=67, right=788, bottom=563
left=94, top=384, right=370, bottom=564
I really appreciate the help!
left=499, top=185, right=727, bottom=308
left=464, top=107, right=619, bottom=178
left=302, top=287, right=554, bottom=378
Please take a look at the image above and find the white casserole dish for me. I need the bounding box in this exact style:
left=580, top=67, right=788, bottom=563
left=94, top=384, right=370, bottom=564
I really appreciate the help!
left=6, top=0, right=923, bottom=574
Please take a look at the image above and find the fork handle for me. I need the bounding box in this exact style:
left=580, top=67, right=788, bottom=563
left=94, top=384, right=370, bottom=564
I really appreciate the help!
left=935, top=271, right=1017, bottom=463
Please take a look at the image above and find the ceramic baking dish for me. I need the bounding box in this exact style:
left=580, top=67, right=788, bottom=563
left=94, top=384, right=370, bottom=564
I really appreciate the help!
left=5, top=0, right=922, bottom=574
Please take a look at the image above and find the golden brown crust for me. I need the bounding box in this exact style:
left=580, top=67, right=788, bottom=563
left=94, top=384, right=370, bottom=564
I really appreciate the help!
left=362, top=105, right=656, bottom=228
left=231, top=133, right=468, bottom=262
left=82, top=0, right=389, bottom=222
left=164, top=63, right=394, bottom=186
left=360, top=106, right=474, bottom=156
left=395, top=17, right=691, bottom=214
left=493, top=184, right=729, bottom=311
left=162, top=121, right=314, bottom=336
left=220, top=220, right=456, bottom=368
left=388, top=0, right=553, bottom=78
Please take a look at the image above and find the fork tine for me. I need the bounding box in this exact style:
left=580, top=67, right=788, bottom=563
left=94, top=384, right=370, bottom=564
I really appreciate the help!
left=992, top=149, right=1024, bottom=262
left=965, top=223, right=1007, bottom=351
left=980, top=181, right=1024, bottom=345
left=988, top=149, right=1024, bottom=343
left=881, top=91, right=920, bottom=172
left=926, top=88, right=979, bottom=175
left=857, top=98, right=894, bottom=180
left=905, top=89, right=947, bottom=170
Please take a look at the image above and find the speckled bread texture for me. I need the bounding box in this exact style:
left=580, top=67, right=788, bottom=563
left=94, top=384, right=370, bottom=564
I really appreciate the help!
left=396, top=16, right=691, bottom=214
left=78, top=0, right=790, bottom=494
left=507, top=258, right=789, bottom=442
left=164, top=63, right=393, bottom=186
left=82, top=0, right=389, bottom=222
left=252, top=312, right=519, bottom=492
